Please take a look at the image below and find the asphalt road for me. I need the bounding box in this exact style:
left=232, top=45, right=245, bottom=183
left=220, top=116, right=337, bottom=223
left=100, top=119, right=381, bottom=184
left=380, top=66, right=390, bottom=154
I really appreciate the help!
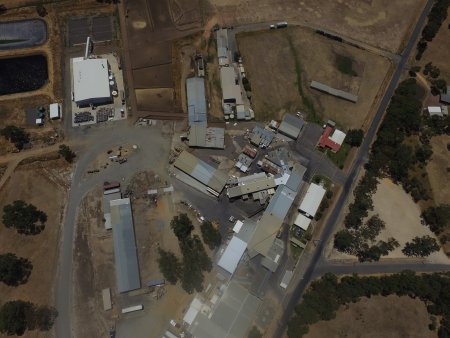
left=272, top=1, right=438, bottom=337
left=54, top=121, right=172, bottom=338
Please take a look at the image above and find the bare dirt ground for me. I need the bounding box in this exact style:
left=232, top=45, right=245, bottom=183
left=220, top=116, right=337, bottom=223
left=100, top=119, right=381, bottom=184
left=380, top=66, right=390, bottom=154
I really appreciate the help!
left=371, top=179, right=448, bottom=262
left=305, top=295, right=434, bottom=338
left=417, top=7, right=450, bottom=82
left=208, top=0, right=426, bottom=53
left=427, top=135, right=450, bottom=205
left=238, top=27, right=392, bottom=128
left=0, top=158, right=71, bottom=338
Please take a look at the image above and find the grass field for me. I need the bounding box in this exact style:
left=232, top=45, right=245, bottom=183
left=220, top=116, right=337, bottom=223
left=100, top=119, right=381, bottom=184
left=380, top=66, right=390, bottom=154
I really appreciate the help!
left=238, top=27, right=392, bottom=128
left=326, top=143, right=351, bottom=169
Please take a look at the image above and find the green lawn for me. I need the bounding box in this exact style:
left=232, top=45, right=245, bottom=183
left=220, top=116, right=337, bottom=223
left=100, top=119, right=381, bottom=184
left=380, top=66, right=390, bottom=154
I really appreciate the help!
left=327, top=143, right=351, bottom=169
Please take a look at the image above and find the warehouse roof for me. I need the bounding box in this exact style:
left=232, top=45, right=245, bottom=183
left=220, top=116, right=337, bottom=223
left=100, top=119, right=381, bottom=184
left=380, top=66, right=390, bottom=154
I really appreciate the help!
left=174, top=151, right=228, bottom=193
left=285, top=164, right=307, bottom=192
left=216, top=29, right=229, bottom=65
left=220, top=67, right=243, bottom=105
left=261, top=238, right=284, bottom=272
left=250, top=126, right=274, bottom=148
left=189, top=125, right=225, bottom=149
left=298, top=183, right=326, bottom=218
left=294, top=213, right=312, bottom=231
left=186, top=77, right=207, bottom=127
left=227, top=175, right=276, bottom=198
left=278, top=114, right=304, bottom=139
left=217, top=236, right=247, bottom=275
left=73, top=58, right=111, bottom=104
left=103, top=191, right=122, bottom=230
left=310, top=80, right=358, bottom=103
left=110, top=198, right=141, bottom=293
left=49, top=103, right=61, bottom=119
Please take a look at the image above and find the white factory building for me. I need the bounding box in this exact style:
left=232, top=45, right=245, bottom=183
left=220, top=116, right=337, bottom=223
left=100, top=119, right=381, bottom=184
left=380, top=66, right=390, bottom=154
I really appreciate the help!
left=72, top=57, right=112, bottom=107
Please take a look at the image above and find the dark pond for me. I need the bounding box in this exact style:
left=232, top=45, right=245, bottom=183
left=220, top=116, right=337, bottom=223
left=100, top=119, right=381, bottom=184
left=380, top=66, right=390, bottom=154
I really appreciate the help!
left=0, top=54, right=48, bottom=95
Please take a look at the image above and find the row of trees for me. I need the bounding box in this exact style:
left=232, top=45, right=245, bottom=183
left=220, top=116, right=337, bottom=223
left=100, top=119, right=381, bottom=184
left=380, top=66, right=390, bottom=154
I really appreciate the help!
left=158, top=214, right=221, bottom=293
left=0, top=301, right=57, bottom=336
left=3, top=200, right=47, bottom=235
left=288, top=271, right=450, bottom=338
left=416, top=0, right=450, bottom=60
left=0, top=126, right=29, bottom=150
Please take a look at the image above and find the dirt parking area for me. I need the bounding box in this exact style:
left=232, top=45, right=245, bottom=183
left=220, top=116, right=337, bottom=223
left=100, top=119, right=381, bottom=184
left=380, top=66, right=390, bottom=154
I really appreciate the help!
left=238, top=27, right=392, bottom=128
left=426, top=135, right=450, bottom=205
left=210, top=0, right=425, bottom=53
left=372, top=179, right=448, bottom=262
left=0, top=158, right=71, bottom=338
left=305, top=295, right=434, bottom=338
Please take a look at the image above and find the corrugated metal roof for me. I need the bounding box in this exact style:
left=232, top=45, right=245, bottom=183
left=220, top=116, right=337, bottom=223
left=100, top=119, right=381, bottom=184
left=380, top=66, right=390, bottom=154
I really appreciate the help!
left=174, top=151, right=228, bottom=193
left=110, top=198, right=141, bottom=293
left=217, top=236, right=247, bottom=274
left=265, top=185, right=296, bottom=220
left=298, top=183, right=326, bottom=218
left=294, top=213, right=312, bottom=231
left=227, top=175, right=276, bottom=198
left=220, top=67, right=243, bottom=105
left=310, top=80, right=358, bottom=103
left=186, top=77, right=207, bottom=127
left=73, top=58, right=111, bottom=104
left=285, top=164, right=306, bottom=192
left=278, top=114, right=304, bottom=139
left=329, top=129, right=346, bottom=145
left=261, top=238, right=284, bottom=272
left=103, top=191, right=122, bottom=230
left=189, top=125, right=225, bottom=149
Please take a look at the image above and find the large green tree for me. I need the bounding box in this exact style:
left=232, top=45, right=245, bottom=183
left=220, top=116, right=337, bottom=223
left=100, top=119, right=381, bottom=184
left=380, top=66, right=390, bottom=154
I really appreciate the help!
left=2, top=200, right=47, bottom=235
left=0, top=300, right=31, bottom=335
left=0, top=125, right=29, bottom=150
left=58, top=144, right=76, bottom=163
left=345, top=129, right=364, bottom=147
left=170, top=214, right=193, bottom=241
left=422, top=204, right=450, bottom=234
left=0, top=253, right=32, bottom=286
left=157, top=248, right=181, bottom=284
left=200, top=220, right=222, bottom=249
left=402, top=236, right=440, bottom=257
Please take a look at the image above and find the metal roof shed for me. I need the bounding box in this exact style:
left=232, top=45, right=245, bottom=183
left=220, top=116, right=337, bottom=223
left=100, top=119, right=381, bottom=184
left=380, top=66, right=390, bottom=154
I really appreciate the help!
left=278, top=114, right=305, bottom=139
left=294, top=213, right=312, bottom=231
left=298, top=183, right=326, bottom=218
left=217, top=236, right=247, bottom=274
left=110, top=198, right=141, bottom=293
left=186, top=77, right=207, bottom=127
left=49, top=103, right=61, bottom=119
left=72, top=58, right=112, bottom=107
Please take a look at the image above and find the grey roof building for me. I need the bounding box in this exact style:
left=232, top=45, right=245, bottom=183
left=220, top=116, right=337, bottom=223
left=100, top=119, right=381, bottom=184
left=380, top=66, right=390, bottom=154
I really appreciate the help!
left=261, top=238, right=285, bottom=272
left=174, top=151, right=228, bottom=194
left=250, top=126, right=274, bottom=148
left=266, top=147, right=290, bottom=169
left=310, top=80, right=358, bottom=103
left=186, top=77, right=207, bottom=127
left=220, top=67, right=243, bottom=106
left=440, top=87, right=450, bottom=104
left=188, top=124, right=224, bottom=149
left=110, top=198, right=141, bottom=293
left=103, top=191, right=122, bottom=230
left=278, top=114, right=305, bottom=139
left=216, top=28, right=229, bottom=66
left=227, top=174, right=276, bottom=199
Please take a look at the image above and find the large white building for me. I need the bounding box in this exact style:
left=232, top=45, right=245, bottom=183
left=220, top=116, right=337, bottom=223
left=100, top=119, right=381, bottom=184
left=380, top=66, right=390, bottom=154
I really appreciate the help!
left=298, top=183, right=326, bottom=219
left=72, top=57, right=112, bottom=107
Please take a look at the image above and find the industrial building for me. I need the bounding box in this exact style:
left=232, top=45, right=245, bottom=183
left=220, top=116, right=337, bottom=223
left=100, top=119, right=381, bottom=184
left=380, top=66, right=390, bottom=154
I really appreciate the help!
left=278, top=114, right=305, bottom=139
left=261, top=238, right=285, bottom=272
left=298, top=183, right=326, bottom=219
left=110, top=198, right=141, bottom=293
left=266, top=147, right=290, bottom=171
left=310, top=80, right=358, bottom=103
left=250, top=126, right=274, bottom=148
left=216, top=28, right=230, bottom=66
left=49, top=103, right=61, bottom=119
left=186, top=77, right=207, bottom=127
left=72, top=57, right=112, bottom=107
left=318, top=122, right=347, bottom=152
left=227, top=172, right=276, bottom=199
left=247, top=164, right=306, bottom=262
left=294, top=213, right=312, bottom=232
left=103, top=190, right=122, bottom=230
left=174, top=151, right=228, bottom=195
left=217, top=236, right=247, bottom=274
left=188, top=124, right=225, bottom=149
left=440, top=86, right=450, bottom=104
left=235, top=153, right=253, bottom=172
left=220, top=67, right=243, bottom=109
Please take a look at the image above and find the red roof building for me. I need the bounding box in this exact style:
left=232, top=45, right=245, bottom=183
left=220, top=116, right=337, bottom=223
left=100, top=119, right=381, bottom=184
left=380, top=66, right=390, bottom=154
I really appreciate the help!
left=319, top=126, right=346, bottom=152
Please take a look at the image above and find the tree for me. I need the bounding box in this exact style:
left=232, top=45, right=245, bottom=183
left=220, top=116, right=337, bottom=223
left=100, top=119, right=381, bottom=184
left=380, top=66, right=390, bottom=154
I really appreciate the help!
left=360, top=215, right=385, bottom=241
left=0, top=125, right=29, bottom=150
left=179, top=235, right=211, bottom=293
left=334, top=230, right=356, bottom=253
left=248, top=326, right=262, bottom=338
left=345, top=129, right=364, bottom=147
left=36, top=4, right=47, bottom=17
left=0, top=253, right=32, bottom=286
left=0, top=301, right=31, bottom=335
left=200, top=220, right=222, bottom=249
left=2, top=200, right=47, bottom=235
left=422, top=204, right=450, bottom=234
left=170, top=214, right=193, bottom=241
left=402, top=236, right=440, bottom=257
left=157, top=249, right=181, bottom=284
left=58, top=144, right=76, bottom=162
left=0, top=4, right=6, bottom=14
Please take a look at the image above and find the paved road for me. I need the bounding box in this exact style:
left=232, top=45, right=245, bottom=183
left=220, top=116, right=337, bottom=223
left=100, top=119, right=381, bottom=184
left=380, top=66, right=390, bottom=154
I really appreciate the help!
left=272, top=1, right=437, bottom=337
left=54, top=121, right=172, bottom=338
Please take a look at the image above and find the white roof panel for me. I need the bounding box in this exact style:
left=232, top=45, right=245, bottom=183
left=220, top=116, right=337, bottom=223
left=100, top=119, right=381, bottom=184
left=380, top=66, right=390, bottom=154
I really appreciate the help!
left=329, top=129, right=346, bottom=146
left=233, top=220, right=244, bottom=233
left=49, top=103, right=60, bottom=119
left=217, top=236, right=247, bottom=274
left=73, top=58, right=111, bottom=103
left=298, top=183, right=326, bottom=218
left=428, top=106, right=442, bottom=113
left=294, top=213, right=311, bottom=231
